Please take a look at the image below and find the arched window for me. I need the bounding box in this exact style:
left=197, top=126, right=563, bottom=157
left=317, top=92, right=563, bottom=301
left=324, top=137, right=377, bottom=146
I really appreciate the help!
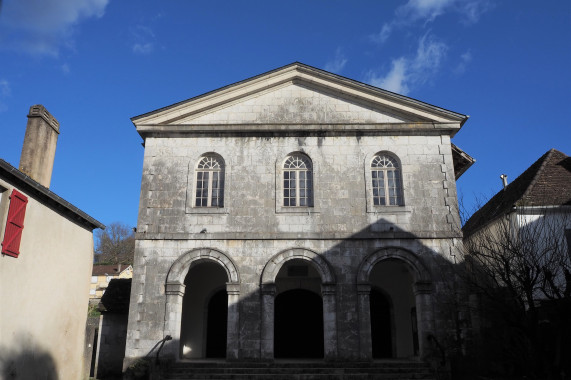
left=371, top=154, right=403, bottom=206
left=283, top=154, right=313, bottom=207
left=195, top=155, right=224, bottom=207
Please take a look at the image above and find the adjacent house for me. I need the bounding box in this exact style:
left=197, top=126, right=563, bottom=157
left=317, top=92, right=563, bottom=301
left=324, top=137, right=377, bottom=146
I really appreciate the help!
left=90, top=264, right=133, bottom=302
left=461, top=148, right=571, bottom=375
left=124, top=63, right=474, bottom=369
left=0, top=105, right=104, bottom=380
left=463, top=148, right=571, bottom=277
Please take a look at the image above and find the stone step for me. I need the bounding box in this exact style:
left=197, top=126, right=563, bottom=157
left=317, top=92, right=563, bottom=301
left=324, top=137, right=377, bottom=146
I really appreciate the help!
left=167, top=368, right=431, bottom=375
left=165, top=373, right=434, bottom=380
left=169, top=361, right=431, bottom=369
left=163, top=361, right=435, bottom=380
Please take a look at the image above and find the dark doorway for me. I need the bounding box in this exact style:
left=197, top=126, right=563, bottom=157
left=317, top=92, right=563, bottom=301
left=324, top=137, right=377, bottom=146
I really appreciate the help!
left=274, top=289, right=324, bottom=358
left=205, top=289, right=228, bottom=358
left=370, top=287, right=392, bottom=358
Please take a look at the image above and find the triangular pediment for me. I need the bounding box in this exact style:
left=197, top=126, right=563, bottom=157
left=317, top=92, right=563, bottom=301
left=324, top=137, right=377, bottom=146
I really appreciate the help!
left=133, top=63, right=467, bottom=134
left=175, top=82, right=413, bottom=125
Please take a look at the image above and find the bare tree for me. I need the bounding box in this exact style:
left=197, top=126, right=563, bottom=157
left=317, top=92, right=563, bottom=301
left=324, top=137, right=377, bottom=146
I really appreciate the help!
left=462, top=207, right=571, bottom=379
left=94, top=222, right=135, bottom=265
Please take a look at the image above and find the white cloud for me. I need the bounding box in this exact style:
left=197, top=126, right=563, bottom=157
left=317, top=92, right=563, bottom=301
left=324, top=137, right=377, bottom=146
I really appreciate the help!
left=397, top=0, right=456, bottom=23
left=459, top=0, right=494, bottom=24
left=454, top=50, right=473, bottom=75
left=132, top=43, right=154, bottom=55
left=0, top=0, right=109, bottom=56
left=410, top=34, right=448, bottom=83
left=371, top=0, right=492, bottom=43
left=324, top=48, right=348, bottom=74
left=0, top=80, right=10, bottom=98
left=369, top=24, right=392, bottom=44
left=368, top=58, right=409, bottom=95
left=0, top=80, right=11, bottom=112
left=131, top=25, right=156, bottom=55
left=367, top=34, right=448, bottom=95
left=61, top=63, right=71, bottom=74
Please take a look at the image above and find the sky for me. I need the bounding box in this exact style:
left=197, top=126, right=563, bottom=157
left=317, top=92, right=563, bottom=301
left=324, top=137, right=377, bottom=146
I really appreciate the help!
left=0, top=0, right=570, bottom=229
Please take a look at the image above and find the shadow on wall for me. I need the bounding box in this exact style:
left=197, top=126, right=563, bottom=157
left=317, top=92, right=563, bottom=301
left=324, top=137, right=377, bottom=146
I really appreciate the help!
left=0, top=335, right=58, bottom=380
left=154, top=215, right=464, bottom=366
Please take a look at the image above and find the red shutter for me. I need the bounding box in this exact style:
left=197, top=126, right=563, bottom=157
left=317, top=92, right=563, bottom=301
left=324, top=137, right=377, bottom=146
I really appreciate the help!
left=2, top=189, right=28, bottom=257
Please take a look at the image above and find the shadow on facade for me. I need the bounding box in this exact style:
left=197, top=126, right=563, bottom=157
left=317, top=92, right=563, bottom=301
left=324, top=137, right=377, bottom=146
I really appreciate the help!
left=153, top=216, right=462, bottom=369
left=0, top=335, right=58, bottom=380
left=94, top=278, right=131, bottom=379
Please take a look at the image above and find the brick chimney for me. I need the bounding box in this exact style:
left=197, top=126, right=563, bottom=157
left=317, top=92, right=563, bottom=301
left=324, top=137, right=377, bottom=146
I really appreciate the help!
left=19, top=105, right=60, bottom=188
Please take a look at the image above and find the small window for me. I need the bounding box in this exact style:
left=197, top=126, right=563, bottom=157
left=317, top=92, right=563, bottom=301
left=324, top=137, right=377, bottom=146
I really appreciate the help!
left=89, top=289, right=96, bottom=295
left=283, top=154, right=313, bottom=207
left=195, top=155, right=225, bottom=207
left=91, top=276, right=97, bottom=284
left=371, top=154, right=403, bottom=206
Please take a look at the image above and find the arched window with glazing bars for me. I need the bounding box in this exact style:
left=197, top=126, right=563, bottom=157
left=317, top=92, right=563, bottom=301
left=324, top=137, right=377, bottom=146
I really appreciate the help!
left=195, top=155, right=224, bottom=207
left=371, top=154, right=403, bottom=206
left=283, top=154, right=313, bottom=207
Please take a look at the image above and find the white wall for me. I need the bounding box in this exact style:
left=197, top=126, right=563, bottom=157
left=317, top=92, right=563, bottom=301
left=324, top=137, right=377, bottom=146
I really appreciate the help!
left=0, top=181, right=95, bottom=380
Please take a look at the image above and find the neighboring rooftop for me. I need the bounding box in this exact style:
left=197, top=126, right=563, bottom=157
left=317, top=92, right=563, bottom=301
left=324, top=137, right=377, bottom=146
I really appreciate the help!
left=463, top=149, right=571, bottom=235
left=0, top=158, right=105, bottom=231
left=92, top=264, right=131, bottom=276
left=99, top=278, right=132, bottom=314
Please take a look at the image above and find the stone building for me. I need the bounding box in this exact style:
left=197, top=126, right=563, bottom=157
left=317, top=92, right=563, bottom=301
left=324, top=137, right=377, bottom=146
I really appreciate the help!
left=124, top=63, right=474, bottom=366
left=0, top=105, right=104, bottom=379
left=90, top=264, right=133, bottom=303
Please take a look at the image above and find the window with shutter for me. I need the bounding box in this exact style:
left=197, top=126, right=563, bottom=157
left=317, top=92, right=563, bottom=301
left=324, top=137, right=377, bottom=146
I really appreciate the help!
left=1, top=189, right=28, bottom=257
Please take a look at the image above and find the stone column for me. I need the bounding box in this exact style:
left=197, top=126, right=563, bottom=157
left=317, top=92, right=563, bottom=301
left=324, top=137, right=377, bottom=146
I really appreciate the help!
left=163, top=282, right=185, bottom=359
left=413, top=281, right=434, bottom=360
left=260, top=283, right=276, bottom=360
left=357, top=283, right=372, bottom=360
left=321, top=283, right=338, bottom=360
left=226, top=282, right=241, bottom=360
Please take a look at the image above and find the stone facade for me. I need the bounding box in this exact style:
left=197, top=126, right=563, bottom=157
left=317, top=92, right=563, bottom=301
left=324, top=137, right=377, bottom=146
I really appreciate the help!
left=124, top=63, right=472, bottom=367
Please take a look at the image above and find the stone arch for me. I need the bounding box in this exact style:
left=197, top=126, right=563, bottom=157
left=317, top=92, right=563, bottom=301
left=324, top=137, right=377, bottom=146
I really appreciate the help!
left=260, top=248, right=337, bottom=360
left=261, top=248, right=335, bottom=285
left=356, top=246, right=433, bottom=360
left=356, top=246, right=430, bottom=284
left=167, top=247, right=240, bottom=285
left=163, top=248, right=240, bottom=360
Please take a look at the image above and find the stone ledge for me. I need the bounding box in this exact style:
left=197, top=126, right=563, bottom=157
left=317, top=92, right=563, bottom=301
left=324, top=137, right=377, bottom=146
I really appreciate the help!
left=135, top=230, right=462, bottom=240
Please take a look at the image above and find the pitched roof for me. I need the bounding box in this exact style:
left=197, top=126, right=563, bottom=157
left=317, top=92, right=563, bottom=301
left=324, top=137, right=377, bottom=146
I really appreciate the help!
left=131, top=62, right=469, bottom=137
left=452, top=143, right=476, bottom=180
left=92, top=264, right=131, bottom=276
left=463, top=149, right=571, bottom=235
left=99, top=279, right=131, bottom=314
left=0, top=159, right=105, bottom=231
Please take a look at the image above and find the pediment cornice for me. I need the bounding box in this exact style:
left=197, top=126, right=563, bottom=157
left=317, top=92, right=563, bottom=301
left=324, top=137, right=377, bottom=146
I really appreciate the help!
left=132, top=62, right=468, bottom=136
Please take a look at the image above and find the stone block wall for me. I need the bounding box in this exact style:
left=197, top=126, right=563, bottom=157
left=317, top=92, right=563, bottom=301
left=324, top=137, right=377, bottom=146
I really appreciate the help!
left=136, top=133, right=460, bottom=238
left=124, top=130, right=463, bottom=364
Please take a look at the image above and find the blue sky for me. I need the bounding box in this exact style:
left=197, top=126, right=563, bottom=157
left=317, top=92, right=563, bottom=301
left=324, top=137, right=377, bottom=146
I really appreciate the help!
left=1, top=0, right=569, bottom=228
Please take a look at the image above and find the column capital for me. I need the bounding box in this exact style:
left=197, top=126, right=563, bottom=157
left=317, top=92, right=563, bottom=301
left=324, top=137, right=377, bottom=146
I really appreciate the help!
left=357, top=283, right=371, bottom=294
left=413, top=281, right=433, bottom=295
left=226, top=282, right=241, bottom=295
left=261, top=283, right=276, bottom=295
left=321, top=283, right=336, bottom=296
left=165, top=281, right=185, bottom=296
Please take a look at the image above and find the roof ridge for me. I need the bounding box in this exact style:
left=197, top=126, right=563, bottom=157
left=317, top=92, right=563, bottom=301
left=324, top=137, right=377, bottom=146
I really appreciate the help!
left=520, top=148, right=556, bottom=203
left=131, top=62, right=468, bottom=124
left=462, top=148, right=565, bottom=235
left=0, top=158, right=105, bottom=230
